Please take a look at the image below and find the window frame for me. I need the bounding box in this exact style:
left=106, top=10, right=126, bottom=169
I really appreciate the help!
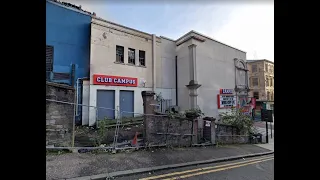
left=139, top=50, right=146, bottom=66
left=128, top=48, right=135, bottom=65
left=116, top=45, right=124, bottom=63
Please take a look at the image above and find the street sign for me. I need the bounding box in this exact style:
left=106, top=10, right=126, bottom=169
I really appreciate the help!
left=261, top=109, right=273, bottom=122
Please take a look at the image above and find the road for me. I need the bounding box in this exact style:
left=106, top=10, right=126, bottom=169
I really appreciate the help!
left=114, top=155, right=274, bottom=180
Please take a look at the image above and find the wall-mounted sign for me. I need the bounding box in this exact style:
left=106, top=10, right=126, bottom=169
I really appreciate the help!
left=93, top=74, right=138, bottom=87
left=220, top=89, right=234, bottom=94
left=217, top=95, right=237, bottom=109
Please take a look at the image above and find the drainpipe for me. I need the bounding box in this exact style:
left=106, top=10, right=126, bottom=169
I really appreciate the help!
left=76, top=77, right=88, bottom=116
left=152, top=34, right=156, bottom=92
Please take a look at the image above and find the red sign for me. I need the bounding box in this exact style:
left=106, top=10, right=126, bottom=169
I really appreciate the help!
left=93, top=74, right=138, bottom=87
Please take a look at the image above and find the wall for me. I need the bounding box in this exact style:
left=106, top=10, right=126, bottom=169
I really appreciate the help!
left=144, top=115, right=194, bottom=147
left=190, top=32, right=246, bottom=118
left=46, top=82, right=75, bottom=147
left=176, top=41, right=192, bottom=110
left=156, top=37, right=177, bottom=105
left=46, top=1, right=91, bottom=85
left=90, top=19, right=160, bottom=88
left=88, top=19, right=160, bottom=126
left=216, top=123, right=250, bottom=144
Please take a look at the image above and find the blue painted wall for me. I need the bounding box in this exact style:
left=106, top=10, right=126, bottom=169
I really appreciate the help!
left=46, top=1, right=91, bottom=85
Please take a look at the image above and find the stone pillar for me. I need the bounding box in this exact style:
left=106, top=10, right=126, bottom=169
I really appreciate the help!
left=141, top=91, right=156, bottom=114
left=192, top=119, right=198, bottom=144
left=211, top=121, right=216, bottom=145
left=141, top=91, right=156, bottom=143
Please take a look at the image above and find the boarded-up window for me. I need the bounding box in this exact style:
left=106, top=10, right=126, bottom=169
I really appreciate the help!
left=46, top=45, right=54, bottom=71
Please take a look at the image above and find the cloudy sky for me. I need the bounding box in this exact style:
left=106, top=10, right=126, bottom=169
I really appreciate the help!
left=60, top=0, right=274, bottom=61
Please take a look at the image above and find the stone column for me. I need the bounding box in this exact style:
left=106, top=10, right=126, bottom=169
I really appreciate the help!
left=186, top=44, right=201, bottom=110
left=141, top=91, right=156, bottom=143
left=211, top=120, right=216, bottom=145
left=141, top=91, right=156, bottom=114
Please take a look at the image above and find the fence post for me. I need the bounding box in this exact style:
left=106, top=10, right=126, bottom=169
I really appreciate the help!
left=71, top=87, right=76, bottom=147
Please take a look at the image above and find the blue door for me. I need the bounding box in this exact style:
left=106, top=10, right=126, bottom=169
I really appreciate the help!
left=120, top=90, right=134, bottom=117
left=97, top=90, right=115, bottom=120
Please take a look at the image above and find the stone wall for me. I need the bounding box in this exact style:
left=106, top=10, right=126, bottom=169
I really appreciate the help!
left=216, top=123, right=249, bottom=144
left=46, top=82, right=75, bottom=147
left=144, top=115, right=194, bottom=147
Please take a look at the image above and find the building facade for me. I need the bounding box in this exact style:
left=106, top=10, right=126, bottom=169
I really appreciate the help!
left=82, top=17, right=249, bottom=126
left=46, top=0, right=92, bottom=86
left=247, top=59, right=274, bottom=109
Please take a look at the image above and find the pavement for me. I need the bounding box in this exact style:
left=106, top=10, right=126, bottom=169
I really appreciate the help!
left=115, top=154, right=274, bottom=180
left=46, top=144, right=273, bottom=180
left=253, top=122, right=274, bottom=151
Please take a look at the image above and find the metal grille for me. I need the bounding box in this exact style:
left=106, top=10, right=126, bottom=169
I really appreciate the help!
left=52, top=72, right=71, bottom=80
left=46, top=45, right=54, bottom=71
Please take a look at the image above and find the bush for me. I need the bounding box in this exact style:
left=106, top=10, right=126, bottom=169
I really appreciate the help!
left=220, top=107, right=255, bottom=135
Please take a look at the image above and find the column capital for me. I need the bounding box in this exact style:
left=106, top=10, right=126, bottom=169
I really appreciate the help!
left=188, top=44, right=197, bottom=48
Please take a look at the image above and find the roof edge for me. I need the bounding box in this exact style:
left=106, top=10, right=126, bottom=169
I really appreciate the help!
left=46, top=0, right=93, bottom=17
left=92, top=16, right=161, bottom=40
left=247, top=59, right=274, bottom=64
left=175, top=30, right=246, bottom=53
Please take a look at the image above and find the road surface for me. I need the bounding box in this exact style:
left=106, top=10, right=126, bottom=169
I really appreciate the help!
left=114, top=155, right=274, bottom=180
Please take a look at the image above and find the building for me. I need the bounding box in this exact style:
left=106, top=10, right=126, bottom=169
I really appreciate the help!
left=247, top=59, right=274, bottom=110
left=46, top=0, right=92, bottom=86
left=82, top=16, right=249, bottom=126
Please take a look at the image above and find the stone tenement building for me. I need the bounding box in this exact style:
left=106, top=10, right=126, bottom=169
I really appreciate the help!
left=247, top=59, right=274, bottom=103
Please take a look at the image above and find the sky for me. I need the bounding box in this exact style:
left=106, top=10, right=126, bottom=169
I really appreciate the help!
left=60, top=0, right=274, bottom=61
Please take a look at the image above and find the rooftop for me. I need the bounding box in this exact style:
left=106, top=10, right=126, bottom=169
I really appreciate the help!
left=247, top=59, right=274, bottom=64
left=47, top=0, right=95, bottom=16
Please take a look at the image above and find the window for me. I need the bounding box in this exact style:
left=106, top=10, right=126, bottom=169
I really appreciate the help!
left=252, top=64, right=257, bottom=72
left=267, top=92, right=271, bottom=101
left=252, top=77, right=259, bottom=86
left=139, top=50, right=145, bottom=66
left=116, top=45, right=124, bottom=63
left=270, top=77, right=273, bottom=86
left=266, top=77, right=269, bottom=86
left=128, top=48, right=135, bottom=65
left=265, top=64, right=268, bottom=72
left=271, top=92, right=274, bottom=101
left=253, top=92, right=259, bottom=99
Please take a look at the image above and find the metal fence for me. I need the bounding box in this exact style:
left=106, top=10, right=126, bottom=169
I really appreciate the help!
left=156, top=99, right=172, bottom=113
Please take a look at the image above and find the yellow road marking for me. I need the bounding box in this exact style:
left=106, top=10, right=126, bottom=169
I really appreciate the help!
left=163, top=157, right=274, bottom=180
left=139, top=155, right=274, bottom=180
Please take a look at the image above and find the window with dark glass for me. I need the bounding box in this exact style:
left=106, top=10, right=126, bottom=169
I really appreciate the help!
left=116, top=45, right=124, bottom=63
left=128, top=48, right=135, bottom=65
left=139, top=50, right=145, bottom=66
